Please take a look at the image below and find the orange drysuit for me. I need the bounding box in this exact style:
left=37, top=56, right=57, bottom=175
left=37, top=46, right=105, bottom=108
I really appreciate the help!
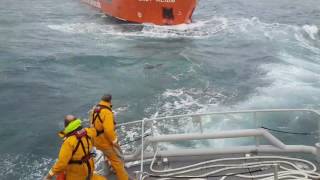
left=49, top=128, right=106, bottom=180
left=90, top=101, right=129, bottom=180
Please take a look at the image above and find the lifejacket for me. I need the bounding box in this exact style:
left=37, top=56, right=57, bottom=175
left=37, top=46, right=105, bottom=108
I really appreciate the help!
left=56, top=173, right=65, bottom=180
left=67, top=129, right=95, bottom=178
left=91, top=105, right=115, bottom=136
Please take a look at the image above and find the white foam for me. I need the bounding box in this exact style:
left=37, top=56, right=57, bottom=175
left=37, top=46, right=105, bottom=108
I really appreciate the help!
left=47, top=16, right=228, bottom=39
left=150, top=87, right=227, bottom=117
left=278, top=51, right=320, bottom=72
left=127, top=87, right=229, bottom=149
left=295, top=32, right=320, bottom=54
left=140, top=17, right=228, bottom=38
left=47, top=16, right=320, bottom=49
left=235, top=52, right=320, bottom=109
left=303, top=25, right=319, bottom=40
left=225, top=16, right=297, bottom=41
left=48, top=23, right=113, bottom=34
left=224, top=17, right=320, bottom=55
left=0, top=154, right=53, bottom=180
left=113, top=105, right=129, bottom=116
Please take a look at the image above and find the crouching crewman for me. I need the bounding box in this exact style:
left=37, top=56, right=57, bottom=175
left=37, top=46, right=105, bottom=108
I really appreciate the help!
left=44, top=115, right=106, bottom=180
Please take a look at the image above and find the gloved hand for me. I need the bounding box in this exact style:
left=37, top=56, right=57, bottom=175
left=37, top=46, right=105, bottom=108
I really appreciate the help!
left=43, top=174, right=53, bottom=180
left=113, top=142, right=121, bottom=150
left=112, top=142, right=124, bottom=161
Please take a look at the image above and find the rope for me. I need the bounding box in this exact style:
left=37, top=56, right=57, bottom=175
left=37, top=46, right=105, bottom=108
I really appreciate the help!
left=119, top=133, right=151, bottom=146
left=261, top=126, right=313, bottom=135
left=147, top=168, right=263, bottom=178
left=148, top=148, right=320, bottom=180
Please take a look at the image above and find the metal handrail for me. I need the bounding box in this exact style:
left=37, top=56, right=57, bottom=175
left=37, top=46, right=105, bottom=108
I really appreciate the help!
left=139, top=119, right=145, bottom=180
left=118, top=109, right=320, bottom=179
left=124, top=128, right=317, bottom=161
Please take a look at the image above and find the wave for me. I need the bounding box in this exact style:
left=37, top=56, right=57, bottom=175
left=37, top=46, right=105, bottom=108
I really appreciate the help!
left=302, top=24, right=319, bottom=40
left=117, top=87, right=234, bottom=150
left=146, top=87, right=228, bottom=118
left=233, top=52, right=320, bottom=110
left=119, top=18, right=319, bottom=112
left=0, top=154, right=53, bottom=180
left=48, top=16, right=320, bottom=53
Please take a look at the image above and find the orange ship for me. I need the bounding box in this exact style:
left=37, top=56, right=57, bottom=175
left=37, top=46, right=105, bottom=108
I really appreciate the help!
left=82, top=0, right=197, bottom=25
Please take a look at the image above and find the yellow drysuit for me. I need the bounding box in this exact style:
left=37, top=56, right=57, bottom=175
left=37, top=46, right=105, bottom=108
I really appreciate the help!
left=90, top=101, right=129, bottom=180
left=49, top=127, right=106, bottom=180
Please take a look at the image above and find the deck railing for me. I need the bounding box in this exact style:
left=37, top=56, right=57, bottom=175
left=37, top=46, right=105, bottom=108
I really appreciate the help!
left=115, top=109, right=320, bottom=179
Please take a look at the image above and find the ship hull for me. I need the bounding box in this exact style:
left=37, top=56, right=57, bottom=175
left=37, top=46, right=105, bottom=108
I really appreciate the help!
left=82, top=0, right=197, bottom=25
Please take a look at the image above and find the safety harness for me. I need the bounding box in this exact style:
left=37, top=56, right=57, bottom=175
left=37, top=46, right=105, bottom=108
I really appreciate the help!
left=67, top=129, right=94, bottom=179
left=91, top=105, right=114, bottom=136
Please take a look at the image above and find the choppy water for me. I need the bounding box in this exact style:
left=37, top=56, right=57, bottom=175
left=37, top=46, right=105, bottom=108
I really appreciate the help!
left=0, top=0, right=320, bottom=179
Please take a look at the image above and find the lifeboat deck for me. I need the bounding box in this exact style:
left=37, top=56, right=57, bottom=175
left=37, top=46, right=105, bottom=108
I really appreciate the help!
left=95, top=109, right=320, bottom=179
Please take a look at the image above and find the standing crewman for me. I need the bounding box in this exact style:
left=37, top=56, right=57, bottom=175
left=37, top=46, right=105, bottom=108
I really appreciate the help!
left=90, top=94, right=129, bottom=180
left=44, top=115, right=106, bottom=180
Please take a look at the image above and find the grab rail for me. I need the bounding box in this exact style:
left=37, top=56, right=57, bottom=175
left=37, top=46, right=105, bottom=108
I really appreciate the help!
left=116, top=109, right=320, bottom=179
left=124, top=128, right=317, bottom=161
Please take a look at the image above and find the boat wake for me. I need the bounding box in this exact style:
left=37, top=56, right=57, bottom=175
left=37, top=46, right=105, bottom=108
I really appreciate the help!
left=212, top=19, right=320, bottom=110
left=140, top=17, right=228, bottom=38
left=47, top=17, right=228, bottom=39
left=236, top=51, right=320, bottom=110
left=138, top=17, right=320, bottom=125
left=48, top=16, right=319, bottom=43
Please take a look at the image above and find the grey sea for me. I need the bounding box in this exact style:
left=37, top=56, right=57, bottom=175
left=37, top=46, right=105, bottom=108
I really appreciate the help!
left=0, top=0, right=320, bottom=179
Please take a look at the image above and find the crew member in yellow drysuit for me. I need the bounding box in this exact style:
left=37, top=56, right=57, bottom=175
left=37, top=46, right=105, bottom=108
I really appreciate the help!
left=44, top=115, right=106, bottom=180
left=90, top=94, right=129, bottom=180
